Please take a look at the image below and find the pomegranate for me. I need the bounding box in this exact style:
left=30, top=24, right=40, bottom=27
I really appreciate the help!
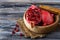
left=20, top=33, right=24, bottom=36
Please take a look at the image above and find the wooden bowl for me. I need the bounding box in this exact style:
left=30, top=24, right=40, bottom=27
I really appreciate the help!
left=23, top=10, right=59, bottom=34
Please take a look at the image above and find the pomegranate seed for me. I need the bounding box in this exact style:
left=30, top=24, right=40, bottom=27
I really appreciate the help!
left=43, top=23, right=46, bottom=26
left=20, top=33, right=24, bottom=36
left=15, top=29, right=19, bottom=32
left=14, top=27, right=19, bottom=32
left=14, top=27, right=16, bottom=30
left=16, top=24, right=19, bottom=27
left=12, top=31, right=15, bottom=34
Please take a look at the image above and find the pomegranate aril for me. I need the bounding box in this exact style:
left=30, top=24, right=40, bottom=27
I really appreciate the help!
left=26, top=17, right=30, bottom=21
left=14, top=27, right=19, bottom=32
left=12, top=31, right=15, bottom=34
left=14, top=27, right=16, bottom=30
left=16, top=24, right=19, bottom=27
left=43, top=23, right=47, bottom=26
left=20, top=33, right=24, bottom=36
left=15, top=29, right=19, bottom=32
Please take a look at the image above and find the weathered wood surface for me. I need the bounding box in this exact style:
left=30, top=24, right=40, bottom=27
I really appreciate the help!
left=0, top=0, right=60, bottom=4
left=0, top=2, right=60, bottom=40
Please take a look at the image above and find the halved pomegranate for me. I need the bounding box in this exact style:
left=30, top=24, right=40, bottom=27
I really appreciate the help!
left=25, top=5, right=54, bottom=26
left=23, top=5, right=59, bottom=33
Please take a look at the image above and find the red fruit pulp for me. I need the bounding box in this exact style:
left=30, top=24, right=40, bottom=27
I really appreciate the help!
left=41, top=10, right=54, bottom=25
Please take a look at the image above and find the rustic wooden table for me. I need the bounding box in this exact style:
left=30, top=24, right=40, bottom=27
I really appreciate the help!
left=0, top=2, right=60, bottom=40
